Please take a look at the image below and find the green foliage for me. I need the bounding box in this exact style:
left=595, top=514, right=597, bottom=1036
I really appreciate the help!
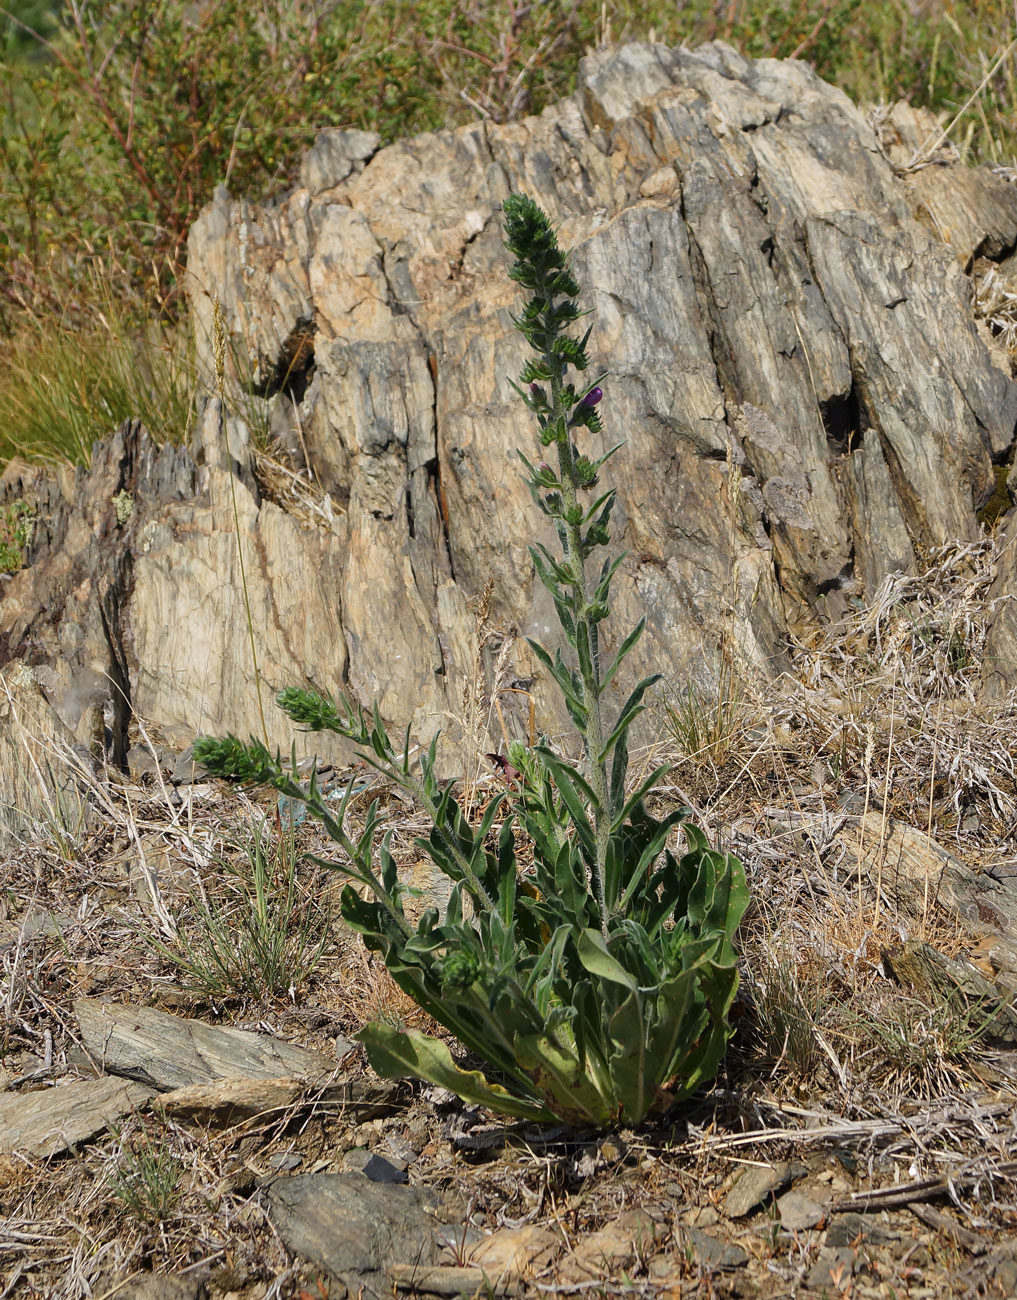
left=194, top=196, right=749, bottom=1127
left=0, top=499, right=33, bottom=573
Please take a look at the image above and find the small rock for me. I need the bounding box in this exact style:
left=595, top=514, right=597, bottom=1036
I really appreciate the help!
left=158, top=1077, right=305, bottom=1124
left=777, top=1189, right=825, bottom=1231
left=268, top=1150, right=303, bottom=1172
left=468, top=1225, right=559, bottom=1279
left=825, top=1212, right=900, bottom=1247
left=0, top=1077, right=155, bottom=1158
left=436, top=1222, right=484, bottom=1260
left=599, top=1135, right=627, bottom=1163
left=558, top=1210, right=667, bottom=1283
left=381, top=1132, right=419, bottom=1165
left=75, top=998, right=349, bottom=1090
left=387, top=1264, right=516, bottom=1296
left=676, top=1226, right=749, bottom=1271
left=344, top=1148, right=408, bottom=1184
left=266, top=1172, right=439, bottom=1287
left=725, top=1162, right=791, bottom=1218
left=683, top=1205, right=720, bottom=1228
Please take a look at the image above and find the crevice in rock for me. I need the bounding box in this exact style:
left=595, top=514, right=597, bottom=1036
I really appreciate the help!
left=813, top=554, right=856, bottom=599
left=684, top=222, right=741, bottom=414
left=98, top=557, right=132, bottom=773
left=427, top=351, right=457, bottom=586
left=978, top=429, right=1017, bottom=527
left=820, top=379, right=868, bottom=455
left=405, top=481, right=416, bottom=540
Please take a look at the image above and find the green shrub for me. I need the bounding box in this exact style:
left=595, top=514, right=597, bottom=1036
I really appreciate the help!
left=194, top=196, right=749, bottom=1127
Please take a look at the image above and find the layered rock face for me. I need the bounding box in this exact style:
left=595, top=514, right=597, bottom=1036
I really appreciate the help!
left=3, top=42, right=1017, bottom=812
left=185, top=41, right=1017, bottom=739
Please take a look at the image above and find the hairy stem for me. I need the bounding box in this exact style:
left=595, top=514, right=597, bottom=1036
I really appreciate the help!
left=549, top=369, right=611, bottom=938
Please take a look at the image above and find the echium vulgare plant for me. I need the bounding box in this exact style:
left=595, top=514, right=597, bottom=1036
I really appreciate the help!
left=194, top=195, right=749, bottom=1127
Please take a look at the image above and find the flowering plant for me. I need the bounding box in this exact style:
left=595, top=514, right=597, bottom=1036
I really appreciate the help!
left=194, top=195, right=748, bottom=1126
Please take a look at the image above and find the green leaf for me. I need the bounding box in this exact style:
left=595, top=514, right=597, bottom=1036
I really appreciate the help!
left=512, top=1032, right=615, bottom=1127
left=605, top=988, right=650, bottom=1122
left=359, top=1025, right=555, bottom=1123
left=576, top=928, right=638, bottom=991
left=600, top=617, right=647, bottom=694
left=597, top=674, right=662, bottom=765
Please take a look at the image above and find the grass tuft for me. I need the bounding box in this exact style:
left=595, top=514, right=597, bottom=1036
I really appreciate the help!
left=145, top=815, right=331, bottom=1004
left=106, top=1125, right=183, bottom=1225
left=0, top=292, right=198, bottom=465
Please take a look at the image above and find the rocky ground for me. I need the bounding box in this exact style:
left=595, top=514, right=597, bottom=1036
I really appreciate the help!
left=2, top=537, right=1017, bottom=1300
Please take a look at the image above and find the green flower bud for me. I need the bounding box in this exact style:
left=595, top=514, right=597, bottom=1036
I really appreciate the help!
left=442, top=949, right=481, bottom=991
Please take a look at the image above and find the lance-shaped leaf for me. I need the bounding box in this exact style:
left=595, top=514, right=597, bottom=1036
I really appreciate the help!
left=360, top=1026, right=556, bottom=1123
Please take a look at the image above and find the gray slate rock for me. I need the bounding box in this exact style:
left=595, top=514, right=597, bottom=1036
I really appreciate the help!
left=344, top=1147, right=409, bottom=1183
left=676, top=1226, right=748, bottom=1271
left=826, top=1212, right=901, bottom=1247
left=777, top=1189, right=826, bottom=1230
left=0, top=1077, right=155, bottom=1158
left=265, top=1173, right=440, bottom=1295
left=75, top=999, right=346, bottom=1090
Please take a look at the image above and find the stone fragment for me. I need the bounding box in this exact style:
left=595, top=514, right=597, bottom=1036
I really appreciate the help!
left=825, top=1213, right=901, bottom=1247
left=387, top=1264, right=519, bottom=1296
left=777, top=1189, right=826, bottom=1230
left=344, top=1147, right=408, bottom=1184
left=675, top=1226, right=749, bottom=1271
left=265, top=1173, right=440, bottom=1295
left=807, top=1246, right=861, bottom=1290
left=725, top=1162, right=791, bottom=1218
left=557, top=1209, right=668, bottom=1283
left=74, top=999, right=348, bottom=1090
left=0, top=1077, right=154, bottom=1158
left=157, top=1077, right=308, bottom=1124
left=468, top=1225, right=559, bottom=1280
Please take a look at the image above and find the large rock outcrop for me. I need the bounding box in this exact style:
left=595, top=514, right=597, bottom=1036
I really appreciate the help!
left=2, top=41, right=1017, bottom=812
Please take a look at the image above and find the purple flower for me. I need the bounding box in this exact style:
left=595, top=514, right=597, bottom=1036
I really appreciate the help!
left=529, top=382, right=540, bottom=396
left=582, top=387, right=603, bottom=407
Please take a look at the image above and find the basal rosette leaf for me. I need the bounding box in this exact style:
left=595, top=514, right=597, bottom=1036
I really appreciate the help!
left=359, top=1026, right=556, bottom=1123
